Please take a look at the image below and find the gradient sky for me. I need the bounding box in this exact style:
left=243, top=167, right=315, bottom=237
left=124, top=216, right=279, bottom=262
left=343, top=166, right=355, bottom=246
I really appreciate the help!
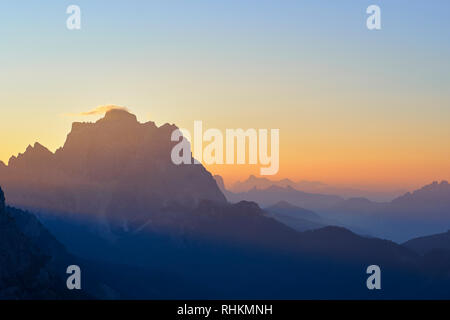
left=1, top=1, right=449, bottom=190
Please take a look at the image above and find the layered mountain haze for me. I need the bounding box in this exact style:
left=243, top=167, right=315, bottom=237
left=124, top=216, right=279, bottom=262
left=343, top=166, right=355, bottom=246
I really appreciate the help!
left=219, top=172, right=450, bottom=242
left=229, top=175, right=406, bottom=201
left=0, top=109, right=225, bottom=230
left=264, top=201, right=327, bottom=232
left=266, top=201, right=321, bottom=222
left=319, top=181, right=450, bottom=242
left=226, top=184, right=344, bottom=211
left=2, top=108, right=450, bottom=298
left=389, top=181, right=450, bottom=220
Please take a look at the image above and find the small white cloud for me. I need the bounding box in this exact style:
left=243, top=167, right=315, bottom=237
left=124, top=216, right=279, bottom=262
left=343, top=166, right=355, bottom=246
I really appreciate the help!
left=66, top=105, right=129, bottom=116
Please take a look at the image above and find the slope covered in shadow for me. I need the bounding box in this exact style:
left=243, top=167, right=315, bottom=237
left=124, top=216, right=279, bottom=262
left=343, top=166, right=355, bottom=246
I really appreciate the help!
left=1, top=185, right=200, bottom=299
left=37, top=198, right=450, bottom=299
left=0, top=186, right=84, bottom=299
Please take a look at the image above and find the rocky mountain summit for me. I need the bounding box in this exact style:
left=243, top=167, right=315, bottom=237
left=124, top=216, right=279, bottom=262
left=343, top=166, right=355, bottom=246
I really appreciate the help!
left=0, top=109, right=225, bottom=229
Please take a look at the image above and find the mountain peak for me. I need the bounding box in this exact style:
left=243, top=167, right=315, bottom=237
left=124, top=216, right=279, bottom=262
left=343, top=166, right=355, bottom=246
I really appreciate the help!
left=8, top=142, right=53, bottom=167
left=99, top=108, right=137, bottom=123
left=1, top=105, right=227, bottom=221
left=26, top=142, right=50, bottom=154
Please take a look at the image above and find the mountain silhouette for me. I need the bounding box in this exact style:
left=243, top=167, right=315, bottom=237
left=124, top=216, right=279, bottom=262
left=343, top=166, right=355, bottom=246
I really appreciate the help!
left=0, top=109, right=225, bottom=230
left=403, top=230, right=450, bottom=255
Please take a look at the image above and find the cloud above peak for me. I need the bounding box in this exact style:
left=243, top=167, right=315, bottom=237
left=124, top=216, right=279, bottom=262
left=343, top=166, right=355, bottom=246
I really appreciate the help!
left=67, top=105, right=129, bottom=117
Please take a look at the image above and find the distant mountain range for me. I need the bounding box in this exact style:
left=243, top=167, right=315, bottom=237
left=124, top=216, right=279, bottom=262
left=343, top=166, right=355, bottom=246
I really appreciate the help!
left=216, top=173, right=450, bottom=242
left=1, top=109, right=450, bottom=299
left=224, top=184, right=344, bottom=211
left=390, top=181, right=450, bottom=220
left=228, top=175, right=406, bottom=201
left=322, top=181, right=450, bottom=242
